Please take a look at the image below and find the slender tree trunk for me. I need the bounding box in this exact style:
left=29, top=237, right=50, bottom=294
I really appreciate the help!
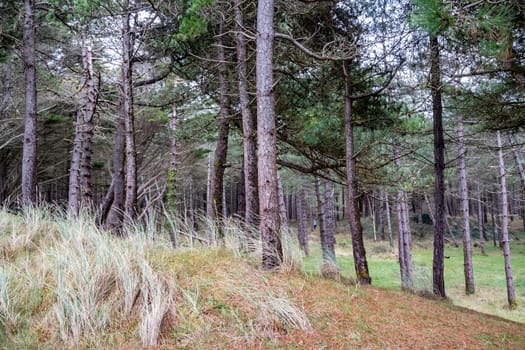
left=369, top=194, right=377, bottom=241
left=79, top=45, right=97, bottom=205
left=22, top=0, right=37, bottom=206
left=496, top=131, right=517, bottom=308
left=477, top=184, right=487, bottom=255
left=416, top=193, right=424, bottom=238
left=296, top=189, right=309, bottom=256
left=430, top=35, right=446, bottom=297
left=209, top=33, right=231, bottom=224
left=343, top=61, right=370, bottom=285
left=105, top=109, right=126, bottom=233
left=68, top=111, right=82, bottom=214
left=234, top=0, right=259, bottom=229
left=385, top=191, right=394, bottom=247
left=323, top=180, right=337, bottom=267
left=122, top=7, right=136, bottom=225
left=69, top=45, right=98, bottom=214
left=256, top=0, right=282, bottom=269
left=491, top=198, right=497, bottom=247
left=168, top=104, right=178, bottom=212
left=379, top=190, right=386, bottom=240
left=457, top=116, right=475, bottom=294
left=206, top=153, right=212, bottom=217
left=277, top=170, right=288, bottom=231
left=395, top=147, right=413, bottom=290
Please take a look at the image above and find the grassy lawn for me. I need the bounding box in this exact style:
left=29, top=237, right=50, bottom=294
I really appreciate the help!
left=303, top=220, right=525, bottom=323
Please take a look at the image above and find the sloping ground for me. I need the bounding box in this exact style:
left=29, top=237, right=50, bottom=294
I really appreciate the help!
left=0, top=211, right=524, bottom=349
left=149, top=250, right=525, bottom=350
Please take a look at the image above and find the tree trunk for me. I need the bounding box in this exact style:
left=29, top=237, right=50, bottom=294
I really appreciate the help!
left=68, top=110, right=82, bottom=214
left=323, top=180, right=337, bottom=266
left=296, top=189, right=309, bottom=256
left=256, top=0, right=282, bottom=269
left=416, top=193, right=424, bottom=238
left=234, top=0, right=259, bottom=229
left=69, top=45, right=98, bottom=215
left=395, top=147, right=413, bottom=291
left=379, top=190, right=386, bottom=240
left=343, top=61, right=370, bottom=285
left=209, top=33, right=230, bottom=225
left=385, top=191, right=394, bottom=247
left=104, top=102, right=126, bottom=234
left=496, top=131, right=517, bottom=308
left=22, top=0, right=37, bottom=206
left=277, top=170, right=288, bottom=231
left=122, top=7, right=136, bottom=225
left=206, top=153, right=212, bottom=217
left=457, top=115, right=475, bottom=294
left=430, top=34, right=446, bottom=298
left=79, top=45, right=97, bottom=206
left=476, top=184, right=487, bottom=255
left=369, top=194, right=377, bottom=241
left=168, top=104, right=178, bottom=212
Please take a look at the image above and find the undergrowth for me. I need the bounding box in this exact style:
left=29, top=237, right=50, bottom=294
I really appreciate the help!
left=0, top=207, right=307, bottom=349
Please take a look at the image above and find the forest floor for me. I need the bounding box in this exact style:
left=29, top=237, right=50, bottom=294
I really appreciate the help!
left=304, top=219, right=525, bottom=324
left=1, top=210, right=524, bottom=349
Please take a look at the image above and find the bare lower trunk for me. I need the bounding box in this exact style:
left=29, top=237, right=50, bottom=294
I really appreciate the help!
left=69, top=45, right=98, bottom=214
left=209, top=33, right=230, bottom=225
left=296, top=189, right=309, bottom=256
left=168, top=104, right=178, bottom=212
left=105, top=106, right=126, bottom=233
left=257, top=0, right=282, bottom=269
left=22, top=0, right=37, bottom=206
left=476, top=184, right=486, bottom=255
left=79, top=46, right=97, bottom=205
left=430, top=35, right=445, bottom=298
left=457, top=116, right=475, bottom=294
left=416, top=193, right=424, bottom=238
left=497, top=131, right=517, bottom=308
left=395, top=146, right=412, bottom=290
left=122, top=8, right=136, bottom=225
left=343, top=62, right=370, bottom=285
left=68, top=114, right=82, bottom=214
left=323, top=180, right=337, bottom=266
left=277, top=170, right=288, bottom=231
left=234, top=0, right=259, bottom=229
left=385, top=191, right=393, bottom=247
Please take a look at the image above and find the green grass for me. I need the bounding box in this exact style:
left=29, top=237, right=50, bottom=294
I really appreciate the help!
left=303, top=221, right=525, bottom=323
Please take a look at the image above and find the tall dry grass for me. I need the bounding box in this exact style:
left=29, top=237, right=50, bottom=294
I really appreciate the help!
left=0, top=206, right=307, bottom=348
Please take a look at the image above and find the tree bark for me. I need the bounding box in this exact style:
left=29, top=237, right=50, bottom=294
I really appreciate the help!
left=296, top=189, right=309, bottom=256
left=394, top=146, right=413, bottom=290
left=496, top=131, right=517, bottom=308
left=69, top=45, right=98, bottom=215
left=22, top=0, right=37, bottom=206
left=430, top=35, right=446, bottom=298
left=343, top=61, right=370, bottom=285
left=122, top=6, right=136, bottom=225
left=104, top=102, right=126, bottom=234
left=277, top=170, right=288, bottom=231
left=385, top=191, right=394, bottom=247
left=79, top=45, right=97, bottom=205
left=167, top=104, right=178, bottom=212
left=209, top=33, right=231, bottom=225
left=476, top=184, right=487, bottom=255
left=457, top=115, right=475, bottom=294
left=256, top=0, right=282, bottom=269
left=234, top=0, right=259, bottom=229
left=323, top=180, right=337, bottom=266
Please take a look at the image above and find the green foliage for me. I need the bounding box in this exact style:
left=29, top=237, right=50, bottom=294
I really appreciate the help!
left=410, top=0, right=452, bottom=36
left=177, top=0, right=214, bottom=41
left=43, top=113, right=69, bottom=124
